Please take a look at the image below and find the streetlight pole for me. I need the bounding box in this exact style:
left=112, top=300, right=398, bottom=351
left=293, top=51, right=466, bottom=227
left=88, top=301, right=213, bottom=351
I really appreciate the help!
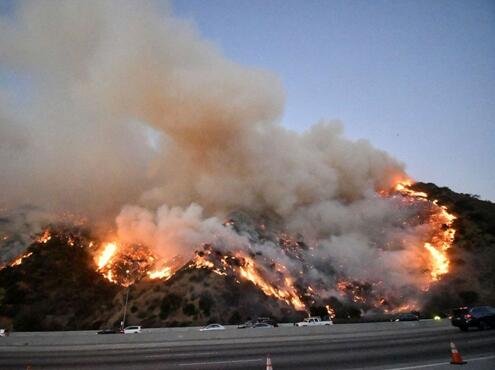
left=121, top=285, right=130, bottom=332
left=120, top=268, right=132, bottom=333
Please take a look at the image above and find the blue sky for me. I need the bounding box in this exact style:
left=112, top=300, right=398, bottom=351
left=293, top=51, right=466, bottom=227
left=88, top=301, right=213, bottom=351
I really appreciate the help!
left=172, top=0, right=495, bottom=200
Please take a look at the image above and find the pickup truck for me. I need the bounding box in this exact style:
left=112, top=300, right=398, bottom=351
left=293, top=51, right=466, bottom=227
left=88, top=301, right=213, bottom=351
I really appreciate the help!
left=295, top=317, right=333, bottom=327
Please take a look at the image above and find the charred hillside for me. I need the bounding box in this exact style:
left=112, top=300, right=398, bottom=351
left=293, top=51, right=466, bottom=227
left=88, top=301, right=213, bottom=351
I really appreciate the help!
left=412, top=182, right=495, bottom=312
left=0, top=238, right=304, bottom=331
left=0, top=182, right=494, bottom=331
left=0, top=232, right=119, bottom=331
left=104, top=266, right=303, bottom=329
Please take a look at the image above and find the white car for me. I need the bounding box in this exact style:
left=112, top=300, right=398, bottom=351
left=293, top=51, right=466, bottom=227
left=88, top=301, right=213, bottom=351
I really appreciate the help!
left=200, top=324, right=225, bottom=331
left=295, top=317, right=333, bottom=327
left=0, top=329, right=7, bottom=337
left=123, top=325, right=142, bottom=334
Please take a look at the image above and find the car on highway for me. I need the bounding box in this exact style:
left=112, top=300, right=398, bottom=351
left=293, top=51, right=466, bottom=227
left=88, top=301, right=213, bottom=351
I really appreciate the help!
left=257, top=318, right=279, bottom=327
left=0, top=329, right=8, bottom=337
left=200, top=324, right=225, bottom=331
left=97, top=328, right=119, bottom=334
left=395, top=313, right=420, bottom=321
left=123, top=325, right=142, bottom=334
left=295, top=316, right=333, bottom=326
left=237, top=320, right=256, bottom=329
left=451, top=306, right=495, bottom=331
left=238, top=317, right=278, bottom=328
left=252, top=322, right=274, bottom=328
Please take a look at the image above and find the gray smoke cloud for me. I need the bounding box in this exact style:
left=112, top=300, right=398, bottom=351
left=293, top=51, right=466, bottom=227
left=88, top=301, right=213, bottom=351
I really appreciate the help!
left=1, top=1, right=441, bottom=307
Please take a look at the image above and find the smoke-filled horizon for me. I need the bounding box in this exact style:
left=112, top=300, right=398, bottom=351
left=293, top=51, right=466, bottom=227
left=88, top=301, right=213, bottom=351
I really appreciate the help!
left=0, top=0, right=407, bottom=220
left=0, top=1, right=452, bottom=309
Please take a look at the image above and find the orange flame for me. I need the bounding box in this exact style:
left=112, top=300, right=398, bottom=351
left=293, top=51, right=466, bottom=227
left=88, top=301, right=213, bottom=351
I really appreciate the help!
left=191, top=253, right=228, bottom=276
left=10, top=252, right=33, bottom=267
left=105, top=270, right=115, bottom=283
left=424, top=243, right=449, bottom=280
left=394, top=181, right=428, bottom=198
left=36, top=229, right=52, bottom=244
left=6, top=179, right=456, bottom=314
left=147, top=266, right=173, bottom=280
left=239, top=257, right=306, bottom=311
left=394, top=180, right=456, bottom=282
left=96, top=242, right=117, bottom=270
left=326, top=304, right=336, bottom=319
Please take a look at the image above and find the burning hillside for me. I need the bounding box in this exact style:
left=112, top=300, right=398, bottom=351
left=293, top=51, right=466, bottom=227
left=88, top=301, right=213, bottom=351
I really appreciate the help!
left=1, top=180, right=457, bottom=317
left=0, top=1, right=493, bottom=330
left=85, top=179, right=456, bottom=313
left=1, top=182, right=494, bottom=330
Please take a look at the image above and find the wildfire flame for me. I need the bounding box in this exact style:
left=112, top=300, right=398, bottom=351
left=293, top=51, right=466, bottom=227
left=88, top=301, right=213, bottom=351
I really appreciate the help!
left=96, top=242, right=117, bottom=270
left=60, top=178, right=457, bottom=313
left=36, top=229, right=52, bottom=244
left=424, top=242, right=449, bottom=280
left=3, top=178, right=457, bottom=315
left=10, top=252, right=33, bottom=267
left=394, top=180, right=428, bottom=198
left=194, top=259, right=227, bottom=276
left=393, top=180, right=456, bottom=281
left=147, top=266, right=173, bottom=280
left=326, top=304, right=336, bottom=319
left=383, top=302, right=418, bottom=314
left=239, top=257, right=306, bottom=311
left=1, top=229, right=52, bottom=269
left=188, top=247, right=306, bottom=310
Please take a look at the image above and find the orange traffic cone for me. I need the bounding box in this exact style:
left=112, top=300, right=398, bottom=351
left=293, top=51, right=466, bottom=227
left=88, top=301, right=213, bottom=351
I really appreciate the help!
left=266, top=353, right=273, bottom=370
left=450, top=341, right=466, bottom=365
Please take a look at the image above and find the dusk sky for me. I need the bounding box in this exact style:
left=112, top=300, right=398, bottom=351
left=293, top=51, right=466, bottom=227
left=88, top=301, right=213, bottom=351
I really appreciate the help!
left=171, top=0, right=495, bottom=200
left=1, top=0, right=494, bottom=201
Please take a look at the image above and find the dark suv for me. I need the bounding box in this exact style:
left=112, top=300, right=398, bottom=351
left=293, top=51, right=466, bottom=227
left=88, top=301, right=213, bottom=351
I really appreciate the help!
left=451, top=306, right=495, bottom=331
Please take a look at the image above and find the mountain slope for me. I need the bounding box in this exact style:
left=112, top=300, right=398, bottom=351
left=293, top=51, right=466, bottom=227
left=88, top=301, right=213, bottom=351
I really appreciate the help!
left=0, top=183, right=494, bottom=330
left=412, top=182, right=495, bottom=312
left=0, top=232, right=119, bottom=331
left=105, top=266, right=303, bottom=329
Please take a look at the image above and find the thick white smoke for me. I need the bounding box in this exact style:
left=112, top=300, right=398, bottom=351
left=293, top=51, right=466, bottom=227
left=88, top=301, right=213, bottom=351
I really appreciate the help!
left=1, top=1, right=441, bottom=305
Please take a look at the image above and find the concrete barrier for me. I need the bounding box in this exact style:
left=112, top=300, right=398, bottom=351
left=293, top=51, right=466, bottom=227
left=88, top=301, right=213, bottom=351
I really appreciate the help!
left=0, top=319, right=452, bottom=351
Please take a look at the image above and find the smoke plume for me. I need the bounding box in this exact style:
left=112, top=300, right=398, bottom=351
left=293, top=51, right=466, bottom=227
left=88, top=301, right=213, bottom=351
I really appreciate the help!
left=2, top=1, right=444, bottom=308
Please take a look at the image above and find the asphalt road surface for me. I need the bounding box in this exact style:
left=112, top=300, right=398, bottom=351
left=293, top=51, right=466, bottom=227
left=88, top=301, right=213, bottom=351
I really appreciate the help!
left=1, top=320, right=494, bottom=369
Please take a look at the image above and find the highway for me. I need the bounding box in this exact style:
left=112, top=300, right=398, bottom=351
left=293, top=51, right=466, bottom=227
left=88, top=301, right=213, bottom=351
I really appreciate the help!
left=0, top=320, right=494, bottom=369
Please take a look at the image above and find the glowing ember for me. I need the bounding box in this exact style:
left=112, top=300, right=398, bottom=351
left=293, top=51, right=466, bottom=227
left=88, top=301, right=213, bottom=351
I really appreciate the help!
left=105, top=270, right=115, bottom=283
left=384, top=302, right=418, bottom=314
left=10, top=252, right=33, bottom=267
left=36, top=229, right=52, bottom=244
left=326, top=304, right=336, bottom=319
left=189, top=247, right=229, bottom=276
left=193, top=257, right=215, bottom=270
left=336, top=280, right=368, bottom=304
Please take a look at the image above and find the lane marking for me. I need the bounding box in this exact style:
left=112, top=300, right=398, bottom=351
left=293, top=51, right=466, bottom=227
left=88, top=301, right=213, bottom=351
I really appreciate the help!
left=179, top=358, right=263, bottom=366
left=383, top=354, right=495, bottom=370
left=145, top=351, right=218, bottom=358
